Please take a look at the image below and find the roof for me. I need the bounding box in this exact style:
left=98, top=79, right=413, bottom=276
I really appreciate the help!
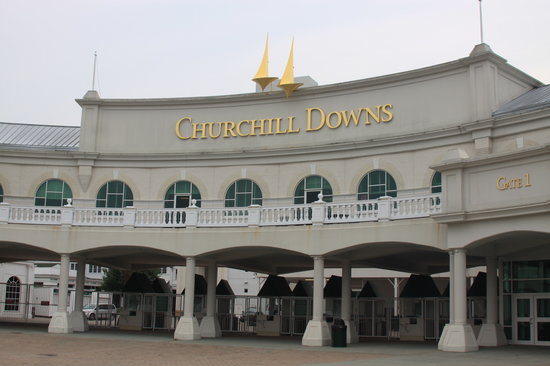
left=493, top=84, right=550, bottom=117
left=0, top=122, right=79, bottom=150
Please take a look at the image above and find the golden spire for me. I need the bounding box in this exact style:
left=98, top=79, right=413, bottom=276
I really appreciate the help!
left=278, top=38, right=303, bottom=97
left=252, top=35, right=277, bottom=91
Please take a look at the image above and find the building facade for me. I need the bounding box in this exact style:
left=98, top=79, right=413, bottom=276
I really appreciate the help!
left=0, top=43, right=549, bottom=351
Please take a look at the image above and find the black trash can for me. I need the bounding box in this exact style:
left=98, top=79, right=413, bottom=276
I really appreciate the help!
left=331, top=318, right=347, bottom=347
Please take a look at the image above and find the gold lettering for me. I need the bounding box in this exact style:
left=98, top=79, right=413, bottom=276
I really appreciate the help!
left=364, top=106, right=381, bottom=124
left=306, top=107, right=325, bottom=131
left=236, top=120, right=250, bottom=137
left=263, top=119, right=274, bottom=135
left=192, top=122, right=208, bottom=139
left=223, top=121, right=237, bottom=138
left=496, top=176, right=506, bottom=190
left=175, top=117, right=192, bottom=140
left=341, top=109, right=363, bottom=127
left=287, top=116, right=300, bottom=133
left=208, top=122, right=222, bottom=139
left=250, top=119, right=266, bottom=136
left=525, top=173, right=532, bottom=187
left=274, top=118, right=287, bottom=134
left=382, top=104, right=393, bottom=122
left=326, top=111, right=342, bottom=129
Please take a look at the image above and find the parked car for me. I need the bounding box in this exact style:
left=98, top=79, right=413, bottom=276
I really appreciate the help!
left=83, top=303, right=117, bottom=320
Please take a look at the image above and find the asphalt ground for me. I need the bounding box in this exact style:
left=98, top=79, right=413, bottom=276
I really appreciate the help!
left=0, top=320, right=549, bottom=366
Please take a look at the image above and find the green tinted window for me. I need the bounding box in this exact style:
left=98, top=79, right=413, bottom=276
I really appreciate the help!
left=431, top=171, right=442, bottom=193
left=96, top=180, right=133, bottom=208
left=225, top=179, right=262, bottom=207
left=34, top=179, right=73, bottom=207
left=357, top=170, right=397, bottom=200
left=294, top=175, right=333, bottom=204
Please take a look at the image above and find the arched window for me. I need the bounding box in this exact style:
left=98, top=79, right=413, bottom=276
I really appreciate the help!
left=431, top=171, right=442, bottom=193
left=224, top=179, right=262, bottom=207
left=164, top=181, right=201, bottom=208
left=5, top=276, right=21, bottom=311
left=358, top=170, right=397, bottom=200
left=294, top=175, right=333, bottom=204
left=0, top=184, right=3, bottom=203
left=96, top=181, right=133, bottom=208
left=34, top=179, right=73, bottom=206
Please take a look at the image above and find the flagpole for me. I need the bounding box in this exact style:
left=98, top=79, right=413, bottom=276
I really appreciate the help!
left=479, top=0, right=484, bottom=44
left=91, top=51, right=98, bottom=90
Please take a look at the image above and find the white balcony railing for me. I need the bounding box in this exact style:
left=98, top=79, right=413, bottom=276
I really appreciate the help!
left=0, top=194, right=441, bottom=229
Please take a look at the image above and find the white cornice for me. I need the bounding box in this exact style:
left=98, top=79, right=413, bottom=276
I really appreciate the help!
left=76, top=48, right=542, bottom=108
left=432, top=201, right=550, bottom=224
left=431, top=143, right=550, bottom=171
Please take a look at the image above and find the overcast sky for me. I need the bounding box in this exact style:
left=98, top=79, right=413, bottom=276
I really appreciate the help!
left=1, top=0, right=549, bottom=126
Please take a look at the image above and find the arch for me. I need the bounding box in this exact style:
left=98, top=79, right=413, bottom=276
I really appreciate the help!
left=4, top=276, right=21, bottom=311
left=293, top=175, right=333, bottom=204
left=224, top=179, right=262, bottom=207
left=357, top=170, right=397, bottom=200
left=96, top=180, right=133, bottom=208
left=431, top=171, right=442, bottom=193
left=164, top=180, right=202, bottom=208
left=34, top=179, right=73, bottom=206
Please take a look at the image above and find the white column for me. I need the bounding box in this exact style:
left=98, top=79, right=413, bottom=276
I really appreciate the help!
left=70, top=259, right=88, bottom=331
left=439, top=251, right=454, bottom=349
left=174, top=257, right=201, bottom=340
left=341, top=261, right=358, bottom=343
left=302, top=256, right=331, bottom=346
left=48, top=254, right=73, bottom=333
left=477, top=256, right=507, bottom=346
left=438, top=249, right=478, bottom=352
left=199, top=261, right=221, bottom=338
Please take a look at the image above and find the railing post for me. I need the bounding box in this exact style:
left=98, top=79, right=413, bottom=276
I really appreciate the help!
left=377, top=196, right=392, bottom=222
left=247, top=204, right=261, bottom=227
left=60, top=200, right=74, bottom=227
left=123, top=206, right=136, bottom=228
left=0, top=202, right=10, bottom=224
left=311, top=193, right=326, bottom=226
left=186, top=199, right=199, bottom=228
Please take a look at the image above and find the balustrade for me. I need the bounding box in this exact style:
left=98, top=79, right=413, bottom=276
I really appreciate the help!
left=2, top=194, right=441, bottom=228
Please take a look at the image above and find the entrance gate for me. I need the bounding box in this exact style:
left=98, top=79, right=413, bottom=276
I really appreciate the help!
left=217, top=295, right=258, bottom=333
left=280, top=297, right=311, bottom=336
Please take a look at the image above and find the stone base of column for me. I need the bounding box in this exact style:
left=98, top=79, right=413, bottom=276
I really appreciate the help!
left=438, top=324, right=450, bottom=350
left=69, top=311, right=89, bottom=332
left=344, top=320, right=359, bottom=344
left=48, top=311, right=73, bottom=334
left=438, top=323, right=478, bottom=352
left=174, top=316, right=201, bottom=340
left=199, top=316, right=222, bottom=338
left=477, top=323, right=507, bottom=347
left=302, top=320, right=331, bottom=346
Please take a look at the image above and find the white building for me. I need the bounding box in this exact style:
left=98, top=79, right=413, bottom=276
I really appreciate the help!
left=0, top=43, right=549, bottom=351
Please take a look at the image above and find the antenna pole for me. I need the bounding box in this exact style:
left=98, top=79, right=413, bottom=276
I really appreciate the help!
left=479, top=0, right=484, bottom=44
left=91, top=51, right=98, bottom=90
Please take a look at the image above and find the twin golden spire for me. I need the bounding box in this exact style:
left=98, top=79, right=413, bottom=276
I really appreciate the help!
left=252, top=36, right=303, bottom=97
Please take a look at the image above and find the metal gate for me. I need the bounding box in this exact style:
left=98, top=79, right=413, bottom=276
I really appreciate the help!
left=217, top=295, right=258, bottom=333
left=356, top=298, right=394, bottom=338
left=142, top=293, right=173, bottom=330
left=280, top=297, right=311, bottom=336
